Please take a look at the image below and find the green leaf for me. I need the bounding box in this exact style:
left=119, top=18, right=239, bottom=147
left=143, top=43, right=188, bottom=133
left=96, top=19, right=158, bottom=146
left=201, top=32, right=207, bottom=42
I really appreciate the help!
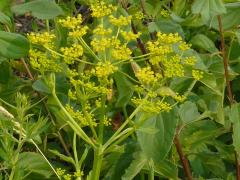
left=154, top=160, right=178, bottom=179
left=190, top=34, right=218, bottom=53
left=32, top=79, right=51, bottom=94
left=11, top=0, right=63, bottom=19
left=122, top=151, right=147, bottom=180
left=200, top=73, right=222, bottom=96
left=192, top=0, right=226, bottom=23
left=17, top=152, right=54, bottom=178
left=173, top=0, right=186, bottom=16
left=148, top=19, right=184, bottom=37
left=210, top=2, right=240, bottom=30
left=229, top=103, right=240, bottom=153
left=114, top=72, right=134, bottom=107
left=0, top=31, right=29, bottom=58
left=179, top=101, right=200, bottom=123
left=136, top=110, right=178, bottom=163
left=0, top=11, right=11, bottom=26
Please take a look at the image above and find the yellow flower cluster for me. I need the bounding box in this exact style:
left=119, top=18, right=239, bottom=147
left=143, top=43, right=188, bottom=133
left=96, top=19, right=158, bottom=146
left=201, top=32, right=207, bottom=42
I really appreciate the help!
left=90, top=1, right=117, bottom=18
left=69, top=72, right=113, bottom=96
left=68, top=89, right=77, bottom=100
left=65, top=104, right=97, bottom=127
left=95, top=62, right=118, bottom=78
left=109, top=15, right=132, bottom=26
left=27, top=32, right=55, bottom=47
left=132, top=97, right=172, bottom=113
left=104, top=116, right=112, bottom=126
left=58, top=14, right=82, bottom=29
left=91, top=38, right=112, bottom=52
left=60, top=44, right=83, bottom=64
left=164, top=55, right=184, bottom=78
left=93, top=25, right=112, bottom=36
left=174, top=94, right=186, bottom=102
left=121, top=31, right=141, bottom=41
left=135, top=67, right=162, bottom=85
left=160, top=9, right=170, bottom=18
left=29, top=49, right=61, bottom=72
left=192, top=70, right=204, bottom=80
left=147, top=42, right=173, bottom=56
left=179, top=41, right=191, bottom=51
left=184, top=56, right=196, bottom=66
left=156, top=32, right=182, bottom=44
left=112, top=45, right=132, bottom=60
left=69, top=26, right=88, bottom=38
left=134, top=12, right=144, bottom=20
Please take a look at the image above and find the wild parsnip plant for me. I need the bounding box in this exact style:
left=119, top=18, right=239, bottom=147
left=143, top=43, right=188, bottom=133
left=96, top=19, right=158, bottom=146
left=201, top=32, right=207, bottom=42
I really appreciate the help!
left=25, top=1, right=206, bottom=179
left=1, top=0, right=240, bottom=179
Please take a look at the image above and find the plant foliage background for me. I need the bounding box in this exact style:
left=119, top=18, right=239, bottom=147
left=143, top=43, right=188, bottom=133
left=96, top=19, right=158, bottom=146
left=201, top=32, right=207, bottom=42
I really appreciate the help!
left=1, top=0, right=240, bottom=179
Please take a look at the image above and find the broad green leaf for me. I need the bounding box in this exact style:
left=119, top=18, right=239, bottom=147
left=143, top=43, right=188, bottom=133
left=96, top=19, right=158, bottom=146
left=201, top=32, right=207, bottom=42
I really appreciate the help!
left=122, top=151, right=147, bottom=180
left=0, top=62, right=11, bottom=84
left=190, top=34, right=218, bottom=53
left=148, top=19, right=184, bottom=37
left=103, top=142, right=137, bottom=180
left=154, top=160, right=178, bottom=179
left=200, top=73, right=222, bottom=96
left=235, top=30, right=240, bottom=45
left=136, top=110, right=178, bottom=163
left=11, top=0, right=63, bottom=19
left=192, top=0, right=226, bottom=23
left=17, top=152, right=54, bottom=178
left=181, top=121, right=224, bottom=152
left=173, top=0, right=186, bottom=16
left=114, top=72, right=134, bottom=107
left=210, top=3, right=240, bottom=30
left=0, top=31, right=29, bottom=58
left=229, top=103, right=240, bottom=153
left=179, top=101, right=200, bottom=123
left=32, top=79, right=51, bottom=94
left=0, top=11, right=11, bottom=26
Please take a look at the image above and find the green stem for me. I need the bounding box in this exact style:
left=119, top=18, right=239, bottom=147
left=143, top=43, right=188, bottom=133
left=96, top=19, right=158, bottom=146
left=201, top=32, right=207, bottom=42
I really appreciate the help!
left=30, top=139, right=61, bottom=179
left=91, top=146, right=103, bottom=180
left=78, top=37, right=101, bottom=61
left=44, top=46, right=94, bottom=65
left=148, top=160, right=154, bottom=180
left=103, top=102, right=144, bottom=150
left=73, top=133, right=81, bottom=180
left=52, top=93, right=96, bottom=148
left=0, top=97, right=16, bottom=109
left=98, top=95, right=106, bottom=143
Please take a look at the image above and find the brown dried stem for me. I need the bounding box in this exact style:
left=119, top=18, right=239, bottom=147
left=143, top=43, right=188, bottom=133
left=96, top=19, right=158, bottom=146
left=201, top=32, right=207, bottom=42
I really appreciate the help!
left=174, top=127, right=193, bottom=180
left=217, top=15, right=240, bottom=179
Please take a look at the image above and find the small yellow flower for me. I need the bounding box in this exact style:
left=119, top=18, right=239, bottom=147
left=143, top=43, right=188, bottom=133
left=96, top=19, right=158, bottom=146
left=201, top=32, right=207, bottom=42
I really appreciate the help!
left=112, top=45, right=132, bottom=60
left=156, top=32, right=182, bottom=44
left=27, top=32, right=55, bottom=47
left=91, top=38, right=112, bottom=52
left=121, top=31, right=141, bottom=41
left=164, top=55, right=184, bottom=78
left=192, top=70, right=204, bottom=80
left=60, top=44, right=83, bottom=64
left=179, top=41, right=191, bottom=51
left=58, top=14, right=82, bottom=29
left=109, top=15, right=132, bottom=26
left=184, top=56, right=196, bottom=66
left=160, top=9, right=170, bottom=18
left=91, top=1, right=117, bottom=18
left=69, top=26, right=88, bottom=38
left=95, top=62, right=117, bottom=78
left=135, top=66, right=162, bottom=85
left=93, top=24, right=112, bottom=36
